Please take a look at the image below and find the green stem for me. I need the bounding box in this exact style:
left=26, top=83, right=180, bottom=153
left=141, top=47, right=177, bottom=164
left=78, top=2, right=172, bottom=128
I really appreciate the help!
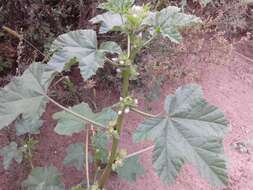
left=98, top=35, right=132, bottom=189
left=27, top=135, right=34, bottom=169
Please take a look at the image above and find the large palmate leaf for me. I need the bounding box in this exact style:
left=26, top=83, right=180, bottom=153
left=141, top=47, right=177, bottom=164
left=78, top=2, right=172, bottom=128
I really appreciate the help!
left=0, top=63, right=56, bottom=130
left=22, top=166, right=65, bottom=190
left=90, top=12, right=125, bottom=34
left=133, top=84, right=228, bottom=188
left=144, top=6, right=202, bottom=43
left=48, top=30, right=121, bottom=80
left=53, top=103, right=117, bottom=136
left=0, top=142, right=23, bottom=170
left=116, top=155, right=145, bottom=182
left=98, top=0, right=134, bottom=13
left=63, top=143, right=85, bottom=171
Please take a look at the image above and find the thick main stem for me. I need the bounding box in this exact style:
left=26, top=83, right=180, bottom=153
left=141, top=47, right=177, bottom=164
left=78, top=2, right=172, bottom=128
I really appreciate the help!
left=98, top=35, right=132, bottom=189
left=98, top=69, right=130, bottom=188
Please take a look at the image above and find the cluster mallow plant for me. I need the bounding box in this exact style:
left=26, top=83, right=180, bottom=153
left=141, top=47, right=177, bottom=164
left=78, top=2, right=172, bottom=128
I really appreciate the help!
left=0, top=0, right=228, bottom=189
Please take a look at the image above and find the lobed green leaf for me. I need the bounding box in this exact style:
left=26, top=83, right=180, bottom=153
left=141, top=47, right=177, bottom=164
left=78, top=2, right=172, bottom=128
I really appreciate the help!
left=90, top=12, right=125, bottom=34
left=22, top=166, right=65, bottom=190
left=0, top=63, right=56, bottom=131
left=92, top=131, right=109, bottom=163
left=48, top=30, right=122, bottom=80
left=144, top=6, right=202, bottom=43
left=0, top=142, right=23, bottom=170
left=63, top=143, right=85, bottom=171
left=133, top=84, right=228, bottom=188
left=100, top=41, right=123, bottom=54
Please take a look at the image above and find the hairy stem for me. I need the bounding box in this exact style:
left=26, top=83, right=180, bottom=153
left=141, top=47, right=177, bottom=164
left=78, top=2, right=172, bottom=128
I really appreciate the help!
left=46, top=95, right=105, bottom=128
left=98, top=35, right=132, bottom=188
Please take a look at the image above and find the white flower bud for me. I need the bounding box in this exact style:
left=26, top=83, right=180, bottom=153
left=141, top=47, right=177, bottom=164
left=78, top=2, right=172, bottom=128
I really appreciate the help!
left=24, top=144, right=28, bottom=148
left=112, top=57, right=118, bottom=62
left=118, top=110, right=123, bottom=115
left=134, top=99, right=138, bottom=104
left=132, top=14, right=138, bottom=18
left=112, top=163, right=117, bottom=171
left=134, top=6, right=142, bottom=11
left=131, top=5, right=143, bottom=15
left=138, top=32, right=142, bottom=38
left=116, top=68, right=121, bottom=73
left=115, top=159, right=123, bottom=167
left=124, top=107, right=130, bottom=114
left=120, top=97, right=123, bottom=101
left=119, top=60, right=124, bottom=65
left=119, top=149, right=127, bottom=157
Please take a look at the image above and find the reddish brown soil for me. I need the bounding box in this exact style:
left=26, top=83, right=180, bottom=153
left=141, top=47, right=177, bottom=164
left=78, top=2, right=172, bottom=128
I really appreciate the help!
left=1, top=37, right=253, bottom=190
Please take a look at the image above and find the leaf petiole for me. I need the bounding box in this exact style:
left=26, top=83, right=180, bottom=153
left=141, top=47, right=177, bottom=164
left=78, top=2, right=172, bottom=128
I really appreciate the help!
left=105, top=57, right=119, bottom=67
left=125, top=145, right=154, bottom=159
left=85, top=128, right=90, bottom=189
left=130, top=107, right=160, bottom=118
left=46, top=95, right=105, bottom=128
left=143, top=35, right=157, bottom=47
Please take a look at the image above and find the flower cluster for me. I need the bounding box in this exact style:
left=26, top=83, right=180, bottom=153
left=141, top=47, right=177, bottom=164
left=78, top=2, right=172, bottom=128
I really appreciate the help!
left=112, top=149, right=127, bottom=171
